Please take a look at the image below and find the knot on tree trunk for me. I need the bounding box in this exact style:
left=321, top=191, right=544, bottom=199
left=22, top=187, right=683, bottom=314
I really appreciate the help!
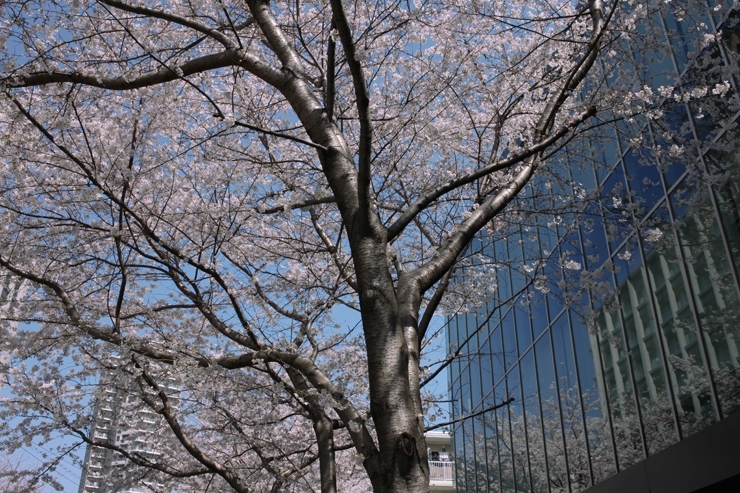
left=400, top=432, right=415, bottom=456
left=395, top=432, right=419, bottom=479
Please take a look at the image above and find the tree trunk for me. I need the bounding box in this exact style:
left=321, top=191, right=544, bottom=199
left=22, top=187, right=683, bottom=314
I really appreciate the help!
left=352, top=226, right=430, bottom=492
left=313, top=418, right=338, bottom=493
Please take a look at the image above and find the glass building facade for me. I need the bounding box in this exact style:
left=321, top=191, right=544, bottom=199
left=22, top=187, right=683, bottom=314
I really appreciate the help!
left=448, top=5, right=740, bottom=493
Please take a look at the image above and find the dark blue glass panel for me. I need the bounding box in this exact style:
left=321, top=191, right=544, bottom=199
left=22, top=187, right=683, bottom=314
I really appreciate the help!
left=616, top=118, right=644, bottom=157
left=630, top=18, right=676, bottom=89
left=500, top=307, right=518, bottom=371
left=448, top=316, right=459, bottom=352
left=536, top=335, right=568, bottom=488
left=521, top=348, right=548, bottom=491
left=510, top=265, right=527, bottom=299
left=539, top=223, right=560, bottom=257
left=496, top=382, right=515, bottom=493
left=624, top=146, right=664, bottom=216
left=490, top=327, right=505, bottom=387
left=460, top=362, right=472, bottom=416
left=469, top=332, right=482, bottom=411
left=552, top=313, right=578, bottom=391
left=613, top=238, right=640, bottom=287
left=529, top=287, right=549, bottom=339
left=602, top=165, right=630, bottom=251
left=496, top=259, right=513, bottom=304
left=581, top=203, right=609, bottom=269
left=545, top=252, right=565, bottom=318
left=560, top=232, right=587, bottom=310
left=455, top=422, right=468, bottom=492
left=536, top=335, right=557, bottom=405
left=514, top=302, right=533, bottom=356
left=592, top=126, right=622, bottom=184
left=654, top=105, right=690, bottom=187
left=570, top=148, right=598, bottom=192
left=663, top=9, right=691, bottom=72
left=480, top=335, right=493, bottom=397
left=465, top=313, right=478, bottom=344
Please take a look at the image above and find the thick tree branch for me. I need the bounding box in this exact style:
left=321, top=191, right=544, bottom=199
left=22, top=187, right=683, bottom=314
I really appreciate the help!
left=411, top=106, right=596, bottom=292
left=286, top=368, right=337, bottom=493
left=67, top=426, right=211, bottom=478
left=325, top=19, right=337, bottom=121
left=386, top=118, right=593, bottom=242
left=214, top=348, right=380, bottom=474
left=309, top=208, right=359, bottom=292
left=4, top=49, right=285, bottom=91
left=328, top=0, right=373, bottom=214
left=0, top=255, right=178, bottom=363
left=417, top=268, right=453, bottom=347
left=99, top=0, right=237, bottom=48
left=135, top=361, right=253, bottom=493
left=247, top=0, right=304, bottom=71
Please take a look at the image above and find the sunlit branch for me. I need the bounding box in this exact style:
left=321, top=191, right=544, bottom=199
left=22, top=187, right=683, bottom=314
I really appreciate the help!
left=5, top=49, right=284, bottom=91
left=417, top=268, right=453, bottom=347
left=134, top=359, right=253, bottom=493
left=99, top=0, right=237, bottom=48
left=326, top=20, right=337, bottom=121
left=328, top=0, right=373, bottom=214
left=387, top=109, right=596, bottom=243
left=66, top=425, right=211, bottom=478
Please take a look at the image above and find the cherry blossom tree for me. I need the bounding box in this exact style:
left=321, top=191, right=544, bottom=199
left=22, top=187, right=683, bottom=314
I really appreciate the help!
left=0, top=457, right=44, bottom=493
left=0, top=0, right=734, bottom=492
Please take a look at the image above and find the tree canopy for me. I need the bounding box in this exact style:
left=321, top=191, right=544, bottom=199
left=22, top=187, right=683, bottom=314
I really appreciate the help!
left=0, top=0, right=735, bottom=492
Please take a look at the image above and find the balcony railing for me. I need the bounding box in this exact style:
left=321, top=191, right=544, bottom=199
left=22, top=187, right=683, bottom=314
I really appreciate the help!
left=428, top=460, right=453, bottom=481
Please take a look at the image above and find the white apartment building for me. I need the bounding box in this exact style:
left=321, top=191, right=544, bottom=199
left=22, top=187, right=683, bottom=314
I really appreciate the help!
left=77, top=376, right=179, bottom=493
left=426, top=430, right=454, bottom=492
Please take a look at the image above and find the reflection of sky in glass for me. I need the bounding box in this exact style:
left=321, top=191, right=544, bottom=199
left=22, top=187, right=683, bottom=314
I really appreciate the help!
left=448, top=7, right=740, bottom=489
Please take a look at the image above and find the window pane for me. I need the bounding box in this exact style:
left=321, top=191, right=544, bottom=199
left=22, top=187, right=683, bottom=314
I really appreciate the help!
left=552, top=314, right=590, bottom=492
left=496, top=382, right=515, bottom=493
left=507, top=369, right=530, bottom=492
left=602, top=165, right=631, bottom=251
left=571, top=312, right=618, bottom=483
left=483, top=393, right=502, bottom=492
left=501, top=307, right=518, bottom=371
left=522, top=349, right=548, bottom=492
left=592, top=287, right=646, bottom=469
left=614, top=242, right=679, bottom=455
left=536, top=336, right=568, bottom=491
left=672, top=175, right=739, bottom=423
left=624, top=145, right=663, bottom=217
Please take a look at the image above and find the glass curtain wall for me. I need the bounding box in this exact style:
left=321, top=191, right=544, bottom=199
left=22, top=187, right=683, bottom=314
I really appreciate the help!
left=448, top=6, right=740, bottom=493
